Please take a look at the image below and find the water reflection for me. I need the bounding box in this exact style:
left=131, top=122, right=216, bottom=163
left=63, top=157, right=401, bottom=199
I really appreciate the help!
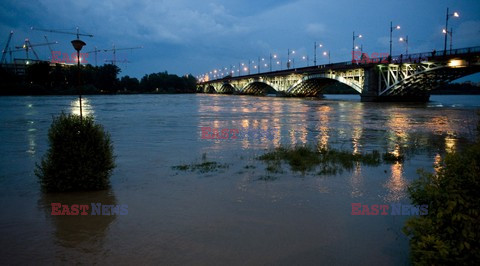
left=70, top=98, right=94, bottom=117
left=39, top=190, right=117, bottom=254
left=27, top=121, right=36, bottom=155
left=384, top=162, right=407, bottom=202
left=350, top=162, right=364, bottom=197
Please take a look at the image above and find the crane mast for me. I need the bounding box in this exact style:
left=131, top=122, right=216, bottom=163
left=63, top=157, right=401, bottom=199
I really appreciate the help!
left=1, top=31, right=14, bottom=65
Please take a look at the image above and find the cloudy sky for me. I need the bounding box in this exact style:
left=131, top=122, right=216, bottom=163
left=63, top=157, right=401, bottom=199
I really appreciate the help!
left=1, top=0, right=480, bottom=80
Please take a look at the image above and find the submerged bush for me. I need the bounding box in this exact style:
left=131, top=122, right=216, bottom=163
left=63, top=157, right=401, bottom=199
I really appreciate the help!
left=257, top=145, right=381, bottom=174
left=403, top=141, right=480, bottom=265
left=35, top=113, right=115, bottom=192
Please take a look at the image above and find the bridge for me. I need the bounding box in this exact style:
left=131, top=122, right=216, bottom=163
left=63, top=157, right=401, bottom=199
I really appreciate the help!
left=197, top=46, right=480, bottom=102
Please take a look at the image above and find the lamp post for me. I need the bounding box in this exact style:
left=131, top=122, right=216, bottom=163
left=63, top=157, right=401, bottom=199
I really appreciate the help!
left=444, top=8, right=459, bottom=55
left=390, top=22, right=401, bottom=56
left=443, top=28, right=454, bottom=53
left=287, top=49, right=295, bottom=69
left=314, top=42, right=323, bottom=66
left=270, top=53, right=277, bottom=72
left=352, top=32, right=362, bottom=61
left=323, top=51, right=330, bottom=64
left=71, top=39, right=86, bottom=121
left=302, top=55, right=309, bottom=67
left=399, top=36, right=409, bottom=55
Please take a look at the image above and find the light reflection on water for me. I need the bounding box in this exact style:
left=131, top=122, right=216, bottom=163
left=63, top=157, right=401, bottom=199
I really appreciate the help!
left=0, top=94, right=479, bottom=264
left=70, top=97, right=94, bottom=117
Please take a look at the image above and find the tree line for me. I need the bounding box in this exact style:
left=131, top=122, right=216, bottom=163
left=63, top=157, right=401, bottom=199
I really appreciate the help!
left=0, top=62, right=197, bottom=95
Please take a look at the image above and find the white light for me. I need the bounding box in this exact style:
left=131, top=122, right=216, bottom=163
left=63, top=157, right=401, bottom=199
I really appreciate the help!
left=448, top=59, right=466, bottom=68
left=442, top=29, right=447, bottom=34
left=396, top=25, right=401, bottom=30
left=358, top=34, right=363, bottom=38
left=453, top=12, right=459, bottom=17
left=323, top=51, right=327, bottom=56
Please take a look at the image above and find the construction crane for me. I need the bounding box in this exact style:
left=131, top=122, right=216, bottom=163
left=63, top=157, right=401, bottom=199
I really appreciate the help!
left=31, top=26, right=93, bottom=39
left=84, top=47, right=104, bottom=66
left=105, top=59, right=130, bottom=64
left=1, top=30, right=14, bottom=65
left=103, top=44, right=142, bottom=65
left=15, top=38, right=58, bottom=60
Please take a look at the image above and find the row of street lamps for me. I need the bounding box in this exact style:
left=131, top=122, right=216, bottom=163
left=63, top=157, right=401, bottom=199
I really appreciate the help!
left=199, top=7, right=460, bottom=81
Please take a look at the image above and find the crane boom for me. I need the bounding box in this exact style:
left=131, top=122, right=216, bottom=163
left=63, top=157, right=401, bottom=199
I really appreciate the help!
left=1, top=31, right=14, bottom=65
left=15, top=39, right=58, bottom=60
left=31, top=26, right=93, bottom=39
left=44, top=35, right=54, bottom=53
left=85, top=47, right=104, bottom=66
left=104, top=44, right=142, bottom=65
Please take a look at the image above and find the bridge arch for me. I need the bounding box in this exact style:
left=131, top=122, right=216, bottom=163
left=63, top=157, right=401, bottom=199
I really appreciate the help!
left=287, top=74, right=363, bottom=96
left=218, top=83, right=236, bottom=94
left=240, top=80, right=278, bottom=95
left=205, top=85, right=216, bottom=93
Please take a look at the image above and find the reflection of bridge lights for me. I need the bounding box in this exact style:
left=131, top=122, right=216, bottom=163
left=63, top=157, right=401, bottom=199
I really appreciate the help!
left=445, top=135, right=457, bottom=153
left=384, top=161, right=407, bottom=202
left=434, top=153, right=443, bottom=174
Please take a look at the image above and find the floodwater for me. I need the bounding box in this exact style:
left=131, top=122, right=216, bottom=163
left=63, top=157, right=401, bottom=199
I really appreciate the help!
left=0, top=94, right=479, bottom=265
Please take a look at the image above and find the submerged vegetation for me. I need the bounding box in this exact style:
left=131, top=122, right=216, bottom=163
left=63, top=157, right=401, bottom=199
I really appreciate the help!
left=172, top=153, right=229, bottom=173
left=403, top=131, right=480, bottom=264
left=257, top=145, right=387, bottom=175
left=35, top=113, right=115, bottom=192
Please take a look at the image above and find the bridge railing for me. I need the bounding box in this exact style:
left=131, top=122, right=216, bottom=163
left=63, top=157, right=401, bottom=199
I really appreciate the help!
left=201, top=46, right=480, bottom=83
left=354, top=46, right=480, bottom=65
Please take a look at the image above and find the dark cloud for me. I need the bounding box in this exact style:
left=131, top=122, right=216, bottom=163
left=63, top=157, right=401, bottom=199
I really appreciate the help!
left=1, top=0, right=479, bottom=81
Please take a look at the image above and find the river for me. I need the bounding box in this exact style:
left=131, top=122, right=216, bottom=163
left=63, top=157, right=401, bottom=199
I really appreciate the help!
left=0, top=94, right=479, bottom=265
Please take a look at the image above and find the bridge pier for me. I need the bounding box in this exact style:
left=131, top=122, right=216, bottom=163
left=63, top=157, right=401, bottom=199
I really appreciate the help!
left=360, top=67, right=430, bottom=102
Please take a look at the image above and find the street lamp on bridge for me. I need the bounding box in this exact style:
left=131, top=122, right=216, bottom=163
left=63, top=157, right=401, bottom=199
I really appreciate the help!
left=390, top=22, right=401, bottom=56
left=444, top=8, right=459, bottom=55
left=399, top=36, right=409, bottom=55
left=323, top=50, right=330, bottom=64
left=352, top=32, right=362, bottom=61
left=314, top=42, right=323, bottom=66
left=442, top=28, right=454, bottom=53
left=270, top=53, right=277, bottom=72
left=302, top=55, right=309, bottom=67
left=287, top=49, right=295, bottom=69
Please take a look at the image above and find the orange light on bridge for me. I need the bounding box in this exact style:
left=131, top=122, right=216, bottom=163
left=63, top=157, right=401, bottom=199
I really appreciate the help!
left=448, top=59, right=467, bottom=68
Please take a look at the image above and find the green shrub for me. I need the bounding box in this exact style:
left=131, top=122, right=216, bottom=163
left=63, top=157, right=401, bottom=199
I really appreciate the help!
left=403, top=141, right=480, bottom=265
left=35, top=113, right=115, bottom=192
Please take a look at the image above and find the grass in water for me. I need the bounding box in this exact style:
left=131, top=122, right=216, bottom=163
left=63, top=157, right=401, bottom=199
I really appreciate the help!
left=172, top=153, right=229, bottom=173
left=258, top=145, right=383, bottom=175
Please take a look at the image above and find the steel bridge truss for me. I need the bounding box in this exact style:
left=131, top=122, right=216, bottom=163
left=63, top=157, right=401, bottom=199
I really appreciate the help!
left=377, top=61, right=480, bottom=96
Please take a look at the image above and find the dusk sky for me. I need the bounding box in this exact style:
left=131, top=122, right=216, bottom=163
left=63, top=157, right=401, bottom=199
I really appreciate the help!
left=1, top=0, right=480, bottom=80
